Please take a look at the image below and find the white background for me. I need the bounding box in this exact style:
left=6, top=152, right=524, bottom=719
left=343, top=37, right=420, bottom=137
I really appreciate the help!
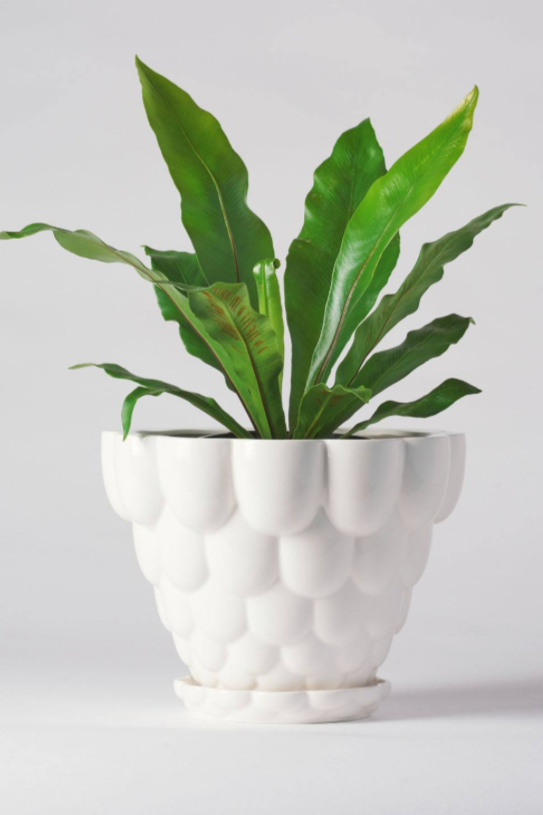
left=1, top=0, right=542, bottom=813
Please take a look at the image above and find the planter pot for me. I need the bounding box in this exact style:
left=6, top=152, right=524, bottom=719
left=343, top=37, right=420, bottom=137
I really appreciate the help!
left=101, top=429, right=466, bottom=724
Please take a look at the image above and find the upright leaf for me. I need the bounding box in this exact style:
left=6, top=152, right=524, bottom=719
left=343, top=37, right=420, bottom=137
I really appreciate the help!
left=284, top=119, right=397, bottom=428
left=253, top=258, right=284, bottom=389
left=253, top=259, right=284, bottom=357
left=188, top=283, right=287, bottom=439
left=70, top=363, right=251, bottom=439
left=292, top=383, right=371, bottom=440
left=341, top=378, right=481, bottom=437
left=0, top=223, right=152, bottom=277
left=307, top=87, right=479, bottom=389
left=336, top=204, right=517, bottom=386
left=136, top=57, right=273, bottom=304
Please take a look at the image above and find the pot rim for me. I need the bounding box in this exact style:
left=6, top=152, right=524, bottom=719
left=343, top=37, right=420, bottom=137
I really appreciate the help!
left=102, top=428, right=465, bottom=443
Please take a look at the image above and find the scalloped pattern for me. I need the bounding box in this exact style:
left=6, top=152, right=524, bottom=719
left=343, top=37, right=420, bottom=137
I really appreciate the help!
left=174, top=676, right=391, bottom=724
left=102, top=431, right=465, bottom=710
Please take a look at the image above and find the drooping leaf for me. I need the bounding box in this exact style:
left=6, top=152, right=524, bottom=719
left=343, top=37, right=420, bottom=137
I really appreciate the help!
left=336, top=203, right=518, bottom=386
left=284, top=119, right=397, bottom=428
left=0, top=223, right=152, bottom=278
left=0, top=223, right=267, bottom=433
left=136, top=57, right=273, bottom=304
left=341, top=378, right=481, bottom=438
left=70, top=363, right=251, bottom=439
left=307, top=87, right=479, bottom=390
left=188, top=283, right=287, bottom=439
left=293, top=382, right=371, bottom=440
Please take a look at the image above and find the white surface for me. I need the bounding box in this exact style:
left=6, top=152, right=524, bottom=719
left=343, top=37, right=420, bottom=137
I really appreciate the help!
left=2, top=632, right=542, bottom=814
left=1, top=0, right=542, bottom=810
left=173, top=676, right=391, bottom=722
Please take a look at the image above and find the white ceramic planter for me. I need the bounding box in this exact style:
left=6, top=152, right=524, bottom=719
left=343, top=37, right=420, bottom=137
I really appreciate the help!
left=102, top=429, right=466, bottom=724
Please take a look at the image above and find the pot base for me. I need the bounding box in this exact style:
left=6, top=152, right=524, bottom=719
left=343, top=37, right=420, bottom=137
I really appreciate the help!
left=174, top=677, right=391, bottom=724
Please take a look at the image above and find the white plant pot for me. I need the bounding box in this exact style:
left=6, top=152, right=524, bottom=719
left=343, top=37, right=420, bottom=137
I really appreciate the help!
left=102, top=429, right=466, bottom=724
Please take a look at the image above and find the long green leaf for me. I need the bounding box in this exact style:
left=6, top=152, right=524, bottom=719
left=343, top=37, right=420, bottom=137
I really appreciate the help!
left=284, top=119, right=397, bottom=428
left=70, top=363, right=252, bottom=439
left=144, top=245, right=228, bottom=381
left=0, top=223, right=152, bottom=278
left=358, top=314, right=473, bottom=396
left=293, top=383, right=371, bottom=440
left=325, top=315, right=472, bottom=432
left=188, top=283, right=287, bottom=439
left=307, top=87, right=479, bottom=389
left=0, top=223, right=267, bottom=433
left=253, top=258, right=284, bottom=390
left=336, top=203, right=518, bottom=386
left=121, top=386, right=161, bottom=438
left=341, top=378, right=481, bottom=438
left=253, top=259, right=284, bottom=357
left=136, top=57, right=273, bottom=305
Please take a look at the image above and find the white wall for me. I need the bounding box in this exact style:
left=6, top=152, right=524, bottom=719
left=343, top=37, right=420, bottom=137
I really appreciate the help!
left=0, top=0, right=541, bottom=758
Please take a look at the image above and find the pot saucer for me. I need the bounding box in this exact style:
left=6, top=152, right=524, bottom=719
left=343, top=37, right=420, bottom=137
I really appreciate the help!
left=174, top=677, right=391, bottom=724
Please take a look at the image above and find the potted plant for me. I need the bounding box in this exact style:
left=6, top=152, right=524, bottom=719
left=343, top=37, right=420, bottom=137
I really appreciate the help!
left=1, top=59, right=518, bottom=724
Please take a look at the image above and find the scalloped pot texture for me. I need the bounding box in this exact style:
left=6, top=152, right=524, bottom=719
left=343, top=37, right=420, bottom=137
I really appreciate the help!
left=102, top=430, right=465, bottom=724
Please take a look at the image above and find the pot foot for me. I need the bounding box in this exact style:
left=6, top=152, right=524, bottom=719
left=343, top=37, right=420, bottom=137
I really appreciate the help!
left=174, top=676, right=391, bottom=724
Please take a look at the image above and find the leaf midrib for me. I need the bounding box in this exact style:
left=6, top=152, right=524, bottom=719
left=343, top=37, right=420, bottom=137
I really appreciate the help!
left=89, top=230, right=259, bottom=433
left=143, top=68, right=241, bottom=283
left=315, top=100, right=474, bottom=386
left=347, top=233, right=470, bottom=385
left=203, top=288, right=277, bottom=437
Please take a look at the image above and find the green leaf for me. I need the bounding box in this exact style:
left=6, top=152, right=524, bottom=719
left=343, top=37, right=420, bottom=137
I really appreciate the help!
left=307, top=87, right=479, bottom=389
left=293, top=382, right=371, bottom=440
left=136, top=57, right=273, bottom=305
left=325, top=315, right=473, bottom=432
left=121, top=387, right=160, bottom=438
left=144, top=245, right=228, bottom=382
left=322, top=315, right=473, bottom=433
left=253, top=258, right=285, bottom=389
left=341, top=378, right=481, bottom=438
left=70, top=363, right=252, bottom=439
left=143, top=246, right=207, bottom=287
left=357, top=314, right=473, bottom=396
left=284, top=119, right=397, bottom=428
left=0, top=223, right=153, bottom=278
left=188, top=283, right=287, bottom=439
left=336, top=203, right=518, bottom=386
left=0, top=223, right=268, bottom=433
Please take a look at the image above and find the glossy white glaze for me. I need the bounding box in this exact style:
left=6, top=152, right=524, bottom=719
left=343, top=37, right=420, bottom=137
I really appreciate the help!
left=173, top=676, right=391, bottom=724
left=102, top=429, right=466, bottom=723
